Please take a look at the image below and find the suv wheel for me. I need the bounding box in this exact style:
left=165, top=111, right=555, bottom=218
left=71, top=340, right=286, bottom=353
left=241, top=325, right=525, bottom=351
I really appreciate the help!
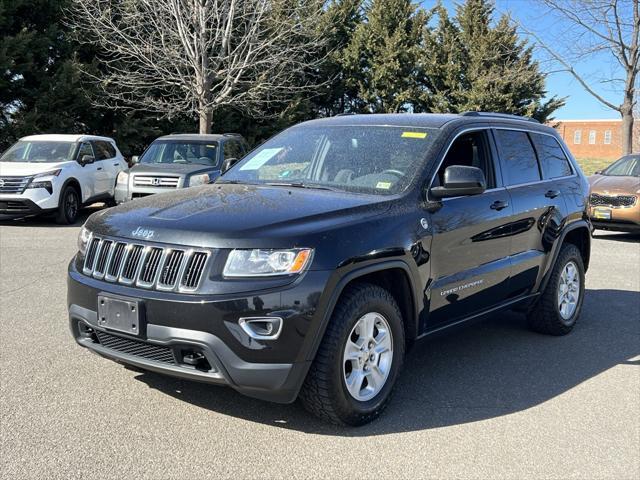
left=527, top=243, right=585, bottom=335
left=299, top=283, right=405, bottom=426
left=56, top=186, right=80, bottom=225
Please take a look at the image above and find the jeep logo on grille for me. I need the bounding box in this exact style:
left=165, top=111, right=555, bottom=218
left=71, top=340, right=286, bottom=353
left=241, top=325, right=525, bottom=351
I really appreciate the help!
left=132, top=226, right=155, bottom=240
left=151, top=178, right=161, bottom=186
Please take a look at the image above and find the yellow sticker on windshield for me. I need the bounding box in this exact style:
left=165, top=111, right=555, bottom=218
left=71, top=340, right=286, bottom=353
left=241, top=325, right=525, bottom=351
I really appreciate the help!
left=376, top=181, right=392, bottom=189
left=401, top=131, right=427, bottom=139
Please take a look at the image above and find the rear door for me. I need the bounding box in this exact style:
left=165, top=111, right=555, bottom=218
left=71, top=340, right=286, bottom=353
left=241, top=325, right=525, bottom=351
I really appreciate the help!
left=426, top=129, right=514, bottom=327
left=492, top=129, right=568, bottom=296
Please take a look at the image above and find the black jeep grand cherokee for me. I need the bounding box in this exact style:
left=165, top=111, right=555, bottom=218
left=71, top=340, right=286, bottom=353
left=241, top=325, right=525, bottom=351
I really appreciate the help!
left=68, top=112, right=591, bottom=425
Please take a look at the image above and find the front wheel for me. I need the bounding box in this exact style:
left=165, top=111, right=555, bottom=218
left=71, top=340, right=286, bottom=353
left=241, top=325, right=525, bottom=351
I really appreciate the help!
left=527, top=244, right=585, bottom=335
left=299, top=283, right=405, bottom=426
left=55, top=186, right=80, bottom=225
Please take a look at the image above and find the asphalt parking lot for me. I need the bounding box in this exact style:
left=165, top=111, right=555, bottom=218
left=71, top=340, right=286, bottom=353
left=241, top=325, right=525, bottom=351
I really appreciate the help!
left=1, top=210, right=639, bottom=480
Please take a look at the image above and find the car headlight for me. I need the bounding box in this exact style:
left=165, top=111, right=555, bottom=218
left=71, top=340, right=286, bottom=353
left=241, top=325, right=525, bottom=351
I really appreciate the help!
left=223, top=248, right=313, bottom=277
left=33, top=169, right=61, bottom=179
left=117, top=171, right=129, bottom=185
left=188, top=173, right=211, bottom=187
left=77, top=226, right=92, bottom=255
left=26, top=180, right=53, bottom=194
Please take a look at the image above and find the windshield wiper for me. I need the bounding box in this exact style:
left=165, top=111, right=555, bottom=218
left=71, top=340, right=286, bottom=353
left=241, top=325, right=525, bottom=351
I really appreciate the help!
left=264, top=182, right=340, bottom=192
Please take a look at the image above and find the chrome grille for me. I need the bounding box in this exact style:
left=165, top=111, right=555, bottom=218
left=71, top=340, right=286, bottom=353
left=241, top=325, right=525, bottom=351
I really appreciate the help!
left=182, top=252, right=208, bottom=289
left=590, top=193, right=637, bottom=208
left=133, top=175, right=180, bottom=188
left=0, top=176, right=31, bottom=194
left=82, top=236, right=210, bottom=292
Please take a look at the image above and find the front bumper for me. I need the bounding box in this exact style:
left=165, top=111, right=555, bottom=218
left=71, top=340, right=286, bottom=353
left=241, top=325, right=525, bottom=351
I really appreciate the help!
left=0, top=197, right=53, bottom=220
left=68, top=260, right=330, bottom=403
left=588, top=204, right=640, bottom=232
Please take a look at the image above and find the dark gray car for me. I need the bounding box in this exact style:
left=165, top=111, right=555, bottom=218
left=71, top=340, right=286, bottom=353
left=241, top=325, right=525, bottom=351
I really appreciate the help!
left=115, top=133, right=248, bottom=203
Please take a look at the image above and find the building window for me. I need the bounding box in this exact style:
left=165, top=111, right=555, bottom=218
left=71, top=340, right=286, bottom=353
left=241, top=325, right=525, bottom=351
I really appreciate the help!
left=589, top=130, right=596, bottom=144
left=604, top=130, right=612, bottom=144
left=573, top=130, right=582, bottom=144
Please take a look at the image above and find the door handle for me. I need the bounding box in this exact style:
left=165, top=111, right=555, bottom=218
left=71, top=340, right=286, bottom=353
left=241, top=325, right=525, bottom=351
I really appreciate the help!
left=113, top=163, right=119, bottom=166
left=97, top=167, right=103, bottom=171
left=490, top=200, right=509, bottom=211
left=545, top=190, right=560, bottom=199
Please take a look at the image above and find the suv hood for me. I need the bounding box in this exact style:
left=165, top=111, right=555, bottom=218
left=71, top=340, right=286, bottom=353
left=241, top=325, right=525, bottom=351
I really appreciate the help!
left=589, top=174, right=640, bottom=194
left=131, top=163, right=219, bottom=176
left=88, top=183, right=394, bottom=248
left=0, top=161, right=73, bottom=176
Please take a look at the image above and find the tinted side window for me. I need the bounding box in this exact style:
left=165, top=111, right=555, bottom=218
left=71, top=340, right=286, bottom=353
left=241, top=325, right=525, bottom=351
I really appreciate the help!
left=92, top=141, right=116, bottom=160
left=77, top=142, right=94, bottom=160
left=223, top=140, right=243, bottom=159
left=494, top=130, right=541, bottom=185
left=530, top=133, right=572, bottom=179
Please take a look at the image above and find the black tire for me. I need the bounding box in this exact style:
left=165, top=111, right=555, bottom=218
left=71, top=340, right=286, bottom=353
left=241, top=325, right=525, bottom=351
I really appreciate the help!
left=527, top=243, right=585, bottom=335
left=56, top=185, right=80, bottom=225
left=299, top=283, right=405, bottom=426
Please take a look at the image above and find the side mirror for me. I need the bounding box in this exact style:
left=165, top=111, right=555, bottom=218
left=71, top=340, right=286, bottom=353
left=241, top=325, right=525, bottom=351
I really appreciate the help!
left=594, top=170, right=601, bottom=175
left=430, top=165, right=486, bottom=199
left=80, top=154, right=95, bottom=166
left=222, top=157, right=239, bottom=173
left=131, top=155, right=139, bottom=164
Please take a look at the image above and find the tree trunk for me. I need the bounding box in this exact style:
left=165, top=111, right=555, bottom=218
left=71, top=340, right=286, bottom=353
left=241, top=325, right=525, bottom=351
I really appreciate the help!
left=620, top=104, right=634, bottom=156
left=199, top=107, right=212, bottom=134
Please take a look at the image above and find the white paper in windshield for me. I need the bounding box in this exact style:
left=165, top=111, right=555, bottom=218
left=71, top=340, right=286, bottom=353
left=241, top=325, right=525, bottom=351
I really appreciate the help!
left=239, top=148, right=283, bottom=171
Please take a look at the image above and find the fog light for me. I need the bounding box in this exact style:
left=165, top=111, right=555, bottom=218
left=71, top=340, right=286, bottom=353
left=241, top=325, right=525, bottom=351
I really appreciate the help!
left=238, top=317, right=283, bottom=340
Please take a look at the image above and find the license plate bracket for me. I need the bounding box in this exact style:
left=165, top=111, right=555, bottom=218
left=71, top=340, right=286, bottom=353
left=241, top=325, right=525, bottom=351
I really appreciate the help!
left=97, top=294, right=143, bottom=336
left=593, top=207, right=612, bottom=220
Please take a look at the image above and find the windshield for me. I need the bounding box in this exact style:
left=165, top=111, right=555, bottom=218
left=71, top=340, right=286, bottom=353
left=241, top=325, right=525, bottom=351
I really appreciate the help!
left=0, top=140, right=75, bottom=163
left=140, top=140, right=219, bottom=166
left=602, top=156, right=640, bottom=177
left=221, top=125, right=437, bottom=195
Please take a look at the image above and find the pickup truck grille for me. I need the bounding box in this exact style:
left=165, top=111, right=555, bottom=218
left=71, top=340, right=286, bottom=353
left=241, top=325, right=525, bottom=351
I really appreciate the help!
left=590, top=193, right=637, bottom=208
left=133, top=175, right=180, bottom=188
left=0, top=176, right=31, bottom=194
left=83, top=236, right=210, bottom=292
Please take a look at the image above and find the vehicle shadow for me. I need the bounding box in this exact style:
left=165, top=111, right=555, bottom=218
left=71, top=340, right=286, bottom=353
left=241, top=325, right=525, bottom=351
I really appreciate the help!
left=0, top=204, right=105, bottom=228
left=592, top=231, right=640, bottom=242
left=134, top=288, right=640, bottom=436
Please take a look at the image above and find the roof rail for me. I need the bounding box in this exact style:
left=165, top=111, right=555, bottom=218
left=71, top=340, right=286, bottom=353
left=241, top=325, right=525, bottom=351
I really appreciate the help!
left=460, top=111, right=540, bottom=124
left=334, top=112, right=356, bottom=116
left=222, top=132, right=243, bottom=136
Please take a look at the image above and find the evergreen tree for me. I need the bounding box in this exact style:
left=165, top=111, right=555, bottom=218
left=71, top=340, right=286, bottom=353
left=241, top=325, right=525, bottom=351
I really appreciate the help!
left=420, top=0, right=563, bottom=122
left=342, top=0, right=426, bottom=113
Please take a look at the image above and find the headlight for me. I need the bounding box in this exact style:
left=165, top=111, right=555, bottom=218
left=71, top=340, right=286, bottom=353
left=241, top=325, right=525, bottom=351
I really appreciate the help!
left=33, top=169, right=61, bottom=179
left=117, top=171, right=129, bottom=185
left=223, top=248, right=313, bottom=277
left=77, top=226, right=92, bottom=255
left=188, top=173, right=211, bottom=187
left=26, top=180, right=53, bottom=194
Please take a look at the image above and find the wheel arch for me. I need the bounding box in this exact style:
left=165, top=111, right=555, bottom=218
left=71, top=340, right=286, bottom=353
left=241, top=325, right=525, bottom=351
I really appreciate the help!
left=540, top=220, right=591, bottom=293
left=307, top=260, right=420, bottom=363
left=60, top=177, right=82, bottom=204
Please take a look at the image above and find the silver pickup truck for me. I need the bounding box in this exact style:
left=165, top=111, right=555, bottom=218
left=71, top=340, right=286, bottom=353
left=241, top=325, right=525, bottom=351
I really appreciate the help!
left=115, top=133, right=248, bottom=203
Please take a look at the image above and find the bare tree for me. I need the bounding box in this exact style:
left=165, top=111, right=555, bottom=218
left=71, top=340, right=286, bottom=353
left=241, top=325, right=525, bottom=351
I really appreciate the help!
left=68, top=0, right=326, bottom=133
left=523, top=0, right=639, bottom=154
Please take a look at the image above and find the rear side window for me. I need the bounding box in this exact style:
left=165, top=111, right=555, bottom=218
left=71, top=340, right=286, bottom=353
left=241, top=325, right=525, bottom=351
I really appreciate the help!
left=494, top=130, right=541, bottom=186
left=530, top=133, right=573, bottom=179
left=92, top=141, right=116, bottom=160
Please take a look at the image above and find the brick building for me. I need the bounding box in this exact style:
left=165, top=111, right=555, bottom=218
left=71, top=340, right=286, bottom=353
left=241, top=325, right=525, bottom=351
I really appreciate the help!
left=552, top=119, right=640, bottom=160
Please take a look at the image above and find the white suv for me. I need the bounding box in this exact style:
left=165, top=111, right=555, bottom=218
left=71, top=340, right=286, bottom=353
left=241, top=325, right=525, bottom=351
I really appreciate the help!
left=0, top=134, right=128, bottom=224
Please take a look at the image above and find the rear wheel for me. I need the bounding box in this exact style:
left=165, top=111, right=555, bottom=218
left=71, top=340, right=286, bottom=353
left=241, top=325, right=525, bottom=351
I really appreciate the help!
left=55, top=186, right=80, bottom=225
left=299, top=283, right=405, bottom=426
left=527, top=244, right=585, bottom=335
